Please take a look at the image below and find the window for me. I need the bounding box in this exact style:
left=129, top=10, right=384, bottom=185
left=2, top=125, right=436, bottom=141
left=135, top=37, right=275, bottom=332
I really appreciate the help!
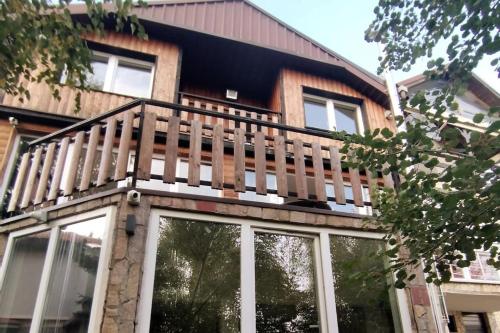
left=330, top=235, right=397, bottom=332
left=239, top=171, right=283, bottom=204
left=61, top=50, right=154, bottom=98
left=304, top=94, right=364, bottom=135
left=326, top=184, right=372, bottom=215
left=462, top=313, right=488, bottom=333
left=132, top=157, right=221, bottom=198
left=451, top=251, right=500, bottom=282
left=138, top=210, right=409, bottom=332
left=0, top=208, right=115, bottom=332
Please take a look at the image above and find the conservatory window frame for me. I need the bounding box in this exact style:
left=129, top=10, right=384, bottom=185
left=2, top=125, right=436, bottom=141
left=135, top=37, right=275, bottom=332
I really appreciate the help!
left=0, top=206, right=116, bottom=333
left=137, top=209, right=413, bottom=333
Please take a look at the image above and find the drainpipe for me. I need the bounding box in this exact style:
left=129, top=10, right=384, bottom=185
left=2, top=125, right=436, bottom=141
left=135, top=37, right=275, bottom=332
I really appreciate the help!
left=378, top=43, right=449, bottom=333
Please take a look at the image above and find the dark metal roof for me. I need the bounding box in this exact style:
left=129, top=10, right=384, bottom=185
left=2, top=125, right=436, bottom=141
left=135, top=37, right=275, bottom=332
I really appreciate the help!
left=68, top=0, right=389, bottom=104
left=131, top=0, right=386, bottom=92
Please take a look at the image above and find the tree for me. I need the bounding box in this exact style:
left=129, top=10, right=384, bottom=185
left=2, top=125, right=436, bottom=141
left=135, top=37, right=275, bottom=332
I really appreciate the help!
left=0, top=0, right=147, bottom=111
left=344, top=0, right=500, bottom=287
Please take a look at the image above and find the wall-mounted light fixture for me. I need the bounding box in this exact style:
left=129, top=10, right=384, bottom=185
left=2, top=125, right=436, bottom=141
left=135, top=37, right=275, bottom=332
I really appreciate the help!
left=226, top=89, right=238, bottom=100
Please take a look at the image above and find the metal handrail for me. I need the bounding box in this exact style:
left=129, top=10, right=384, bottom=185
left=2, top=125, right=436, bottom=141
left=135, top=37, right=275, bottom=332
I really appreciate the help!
left=29, top=97, right=349, bottom=147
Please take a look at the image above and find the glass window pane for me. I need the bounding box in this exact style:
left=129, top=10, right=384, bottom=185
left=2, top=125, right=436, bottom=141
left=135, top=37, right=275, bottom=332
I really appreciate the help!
left=112, top=61, right=152, bottom=98
left=85, top=57, right=108, bottom=90
left=330, top=235, right=397, bottom=333
left=150, top=218, right=241, bottom=332
left=334, top=106, right=358, bottom=135
left=40, top=218, right=106, bottom=333
left=478, top=254, right=499, bottom=281
left=304, top=100, right=329, bottom=131
left=0, top=231, right=51, bottom=332
left=239, top=171, right=283, bottom=203
left=326, top=185, right=372, bottom=215
left=255, top=233, right=321, bottom=332
left=177, top=161, right=221, bottom=197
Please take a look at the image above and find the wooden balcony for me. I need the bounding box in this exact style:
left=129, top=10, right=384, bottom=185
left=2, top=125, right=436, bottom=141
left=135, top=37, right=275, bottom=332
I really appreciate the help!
left=4, top=98, right=394, bottom=217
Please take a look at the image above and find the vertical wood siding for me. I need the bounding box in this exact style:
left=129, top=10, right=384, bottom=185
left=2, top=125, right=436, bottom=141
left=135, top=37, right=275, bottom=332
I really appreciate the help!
left=280, top=68, right=394, bottom=148
left=2, top=32, right=180, bottom=119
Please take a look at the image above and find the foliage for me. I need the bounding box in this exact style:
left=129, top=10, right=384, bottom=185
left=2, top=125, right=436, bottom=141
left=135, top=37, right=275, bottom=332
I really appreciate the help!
left=345, top=0, right=500, bottom=287
left=0, top=0, right=147, bottom=111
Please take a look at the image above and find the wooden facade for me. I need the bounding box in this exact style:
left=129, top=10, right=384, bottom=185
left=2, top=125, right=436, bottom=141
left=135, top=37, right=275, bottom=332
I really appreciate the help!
left=0, top=3, right=394, bottom=215
left=279, top=68, right=393, bottom=147
left=2, top=32, right=180, bottom=119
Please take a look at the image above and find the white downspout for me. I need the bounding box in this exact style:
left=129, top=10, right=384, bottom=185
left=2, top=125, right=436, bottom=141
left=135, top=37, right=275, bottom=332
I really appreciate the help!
left=378, top=43, right=449, bottom=333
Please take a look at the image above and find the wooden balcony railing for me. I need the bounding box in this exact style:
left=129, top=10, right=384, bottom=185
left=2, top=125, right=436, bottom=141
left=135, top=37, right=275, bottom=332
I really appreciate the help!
left=4, top=98, right=394, bottom=216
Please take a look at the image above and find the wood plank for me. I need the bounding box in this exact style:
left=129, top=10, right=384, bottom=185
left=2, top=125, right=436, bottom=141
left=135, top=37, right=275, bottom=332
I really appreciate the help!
left=228, top=107, right=236, bottom=140
left=7, top=152, right=30, bottom=212
left=48, top=137, right=70, bottom=201
left=250, top=112, right=257, bottom=136
left=193, top=100, right=201, bottom=122
left=34, top=142, right=56, bottom=204
left=211, top=124, right=224, bottom=189
left=204, top=103, right=212, bottom=136
left=114, top=111, right=134, bottom=181
left=63, top=131, right=85, bottom=196
left=97, top=118, right=117, bottom=186
left=329, top=146, right=346, bottom=204
left=234, top=128, right=246, bottom=192
left=274, top=135, right=288, bottom=197
left=20, top=148, right=42, bottom=208
left=80, top=124, right=101, bottom=191
left=163, top=116, right=180, bottom=183
left=293, top=139, right=308, bottom=200
left=216, top=105, right=225, bottom=125
left=254, top=131, right=267, bottom=195
left=180, top=98, right=189, bottom=132
left=137, top=112, right=157, bottom=180
left=188, top=120, right=202, bottom=186
left=349, top=167, right=364, bottom=207
left=311, top=143, right=327, bottom=202
left=271, top=114, right=279, bottom=137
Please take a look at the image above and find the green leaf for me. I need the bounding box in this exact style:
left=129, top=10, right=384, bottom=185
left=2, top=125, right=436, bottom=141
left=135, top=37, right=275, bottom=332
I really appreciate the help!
left=472, top=113, right=485, bottom=123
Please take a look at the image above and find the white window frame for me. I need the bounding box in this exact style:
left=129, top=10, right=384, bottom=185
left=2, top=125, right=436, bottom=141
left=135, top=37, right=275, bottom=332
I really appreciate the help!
left=137, top=209, right=412, bottom=333
left=450, top=251, right=500, bottom=284
left=63, top=50, right=155, bottom=98
left=0, top=206, right=117, bottom=333
left=303, top=94, right=365, bottom=134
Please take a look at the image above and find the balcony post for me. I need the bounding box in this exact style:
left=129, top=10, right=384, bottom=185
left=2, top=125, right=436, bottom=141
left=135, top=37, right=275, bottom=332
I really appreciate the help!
left=132, top=101, right=146, bottom=188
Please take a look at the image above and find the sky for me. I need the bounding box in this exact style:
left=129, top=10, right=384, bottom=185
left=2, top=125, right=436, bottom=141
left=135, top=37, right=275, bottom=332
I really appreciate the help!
left=251, top=0, right=499, bottom=92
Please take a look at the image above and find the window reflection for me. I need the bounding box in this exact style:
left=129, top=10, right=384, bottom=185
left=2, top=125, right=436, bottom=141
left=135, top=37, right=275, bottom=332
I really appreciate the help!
left=334, top=106, right=357, bottom=135
left=255, top=233, right=320, bottom=332
left=112, top=61, right=152, bottom=98
left=40, top=218, right=106, bottom=333
left=150, top=218, right=241, bottom=332
left=0, top=231, right=51, bottom=333
left=304, top=100, right=329, bottom=131
left=330, top=236, right=397, bottom=333
left=239, top=171, right=283, bottom=204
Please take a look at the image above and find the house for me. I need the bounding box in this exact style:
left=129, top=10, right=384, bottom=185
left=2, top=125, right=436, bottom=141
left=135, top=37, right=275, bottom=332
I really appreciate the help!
left=0, top=1, right=444, bottom=332
left=399, top=74, right=500, bottom=333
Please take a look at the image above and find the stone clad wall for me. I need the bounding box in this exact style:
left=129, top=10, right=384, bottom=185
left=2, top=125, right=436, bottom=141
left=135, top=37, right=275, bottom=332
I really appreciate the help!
left=0, top=191, right=439, bottom=332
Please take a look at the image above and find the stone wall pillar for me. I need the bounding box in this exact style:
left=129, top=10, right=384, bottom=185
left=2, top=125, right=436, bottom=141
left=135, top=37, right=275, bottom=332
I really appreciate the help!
left=101, top=196, right=151, bottom=332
